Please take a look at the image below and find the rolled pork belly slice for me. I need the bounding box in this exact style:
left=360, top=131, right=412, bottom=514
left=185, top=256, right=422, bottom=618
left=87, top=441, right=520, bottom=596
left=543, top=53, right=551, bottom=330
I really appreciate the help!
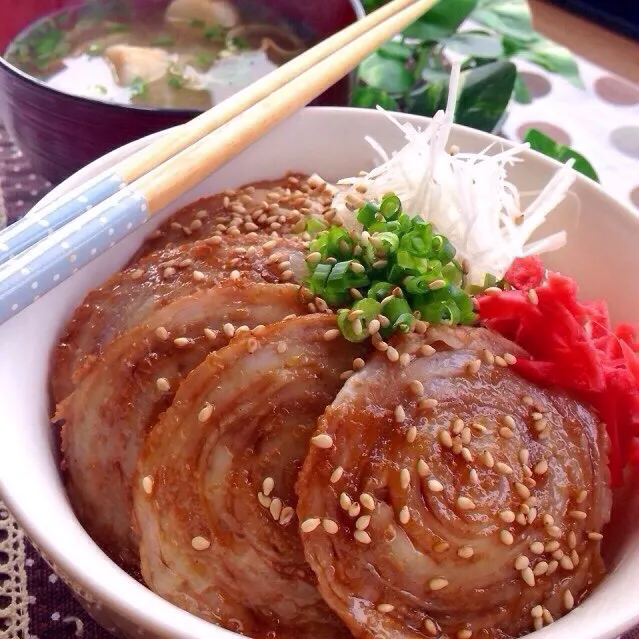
left=133, top=315, right=367, bottom=638
left=57, top=282, right=306, bottom=569
left=297, top=325, right=611, bottom=639
left=51, top=231, right=306, bottom=403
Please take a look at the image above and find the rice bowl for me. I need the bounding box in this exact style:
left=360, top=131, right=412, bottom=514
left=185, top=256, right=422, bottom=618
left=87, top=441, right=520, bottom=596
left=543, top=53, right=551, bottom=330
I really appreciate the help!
left=0, top=105, right=638, bottom=639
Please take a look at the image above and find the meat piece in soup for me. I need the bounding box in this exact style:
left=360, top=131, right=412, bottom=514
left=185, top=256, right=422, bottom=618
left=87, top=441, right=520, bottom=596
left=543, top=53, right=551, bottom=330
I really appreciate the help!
left=4, top=0, right=309, bottom=110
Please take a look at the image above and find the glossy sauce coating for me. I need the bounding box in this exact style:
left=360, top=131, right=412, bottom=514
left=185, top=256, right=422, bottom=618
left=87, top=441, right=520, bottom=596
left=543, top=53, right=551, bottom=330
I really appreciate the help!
left=297, top=326, right=611, bottom=639
left=133, top=315, right=367, bottom=639
left=57, top=282, right=306, bottom=569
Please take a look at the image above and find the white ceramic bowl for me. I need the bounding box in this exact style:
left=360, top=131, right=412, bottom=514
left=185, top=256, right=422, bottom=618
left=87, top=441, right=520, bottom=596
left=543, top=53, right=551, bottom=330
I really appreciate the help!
left=1, top=107, right=639, bottom=639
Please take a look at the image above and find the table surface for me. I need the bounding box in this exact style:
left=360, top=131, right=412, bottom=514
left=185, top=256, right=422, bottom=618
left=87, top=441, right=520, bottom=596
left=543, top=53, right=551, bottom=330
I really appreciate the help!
left=1, top=3, right=639, bottom=639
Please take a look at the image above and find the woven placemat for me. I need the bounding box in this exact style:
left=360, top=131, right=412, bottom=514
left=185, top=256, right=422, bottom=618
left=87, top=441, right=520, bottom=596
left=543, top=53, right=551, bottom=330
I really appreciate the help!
left=1, top=118, right=638, bottom=639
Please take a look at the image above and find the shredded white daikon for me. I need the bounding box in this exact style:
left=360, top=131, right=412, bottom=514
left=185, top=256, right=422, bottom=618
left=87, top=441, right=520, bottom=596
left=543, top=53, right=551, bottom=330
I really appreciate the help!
left=333, top=63, right=576, bottom=286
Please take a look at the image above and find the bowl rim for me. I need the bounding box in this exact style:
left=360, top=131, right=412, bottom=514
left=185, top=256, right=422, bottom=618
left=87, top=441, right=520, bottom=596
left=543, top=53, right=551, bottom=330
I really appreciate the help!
left=0, top=0, right=365, bottom=116
left=5, top=105, right=639, bottom=639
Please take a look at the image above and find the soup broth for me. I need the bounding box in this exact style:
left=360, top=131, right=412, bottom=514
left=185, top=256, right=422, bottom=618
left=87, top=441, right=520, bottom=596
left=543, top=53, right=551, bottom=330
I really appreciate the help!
left=4, top=0, right=311, bottom=110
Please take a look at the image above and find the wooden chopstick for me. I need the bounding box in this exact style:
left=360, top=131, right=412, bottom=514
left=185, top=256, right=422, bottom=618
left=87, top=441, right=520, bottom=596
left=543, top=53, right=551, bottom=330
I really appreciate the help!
left=0, top=0, right=437, bottom=326
left=0, top=0, right=423, bottom=267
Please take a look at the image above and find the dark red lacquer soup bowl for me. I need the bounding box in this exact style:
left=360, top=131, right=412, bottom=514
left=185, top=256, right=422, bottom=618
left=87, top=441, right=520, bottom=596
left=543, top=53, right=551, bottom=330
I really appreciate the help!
left=0, top=0, right=364, bottom=185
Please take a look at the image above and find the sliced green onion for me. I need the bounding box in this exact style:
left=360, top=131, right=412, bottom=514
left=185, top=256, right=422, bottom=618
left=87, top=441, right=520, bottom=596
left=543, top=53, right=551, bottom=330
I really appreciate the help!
left=379, top=193, right=402, bottom=220
left=356, top=201, right=378, bottom=227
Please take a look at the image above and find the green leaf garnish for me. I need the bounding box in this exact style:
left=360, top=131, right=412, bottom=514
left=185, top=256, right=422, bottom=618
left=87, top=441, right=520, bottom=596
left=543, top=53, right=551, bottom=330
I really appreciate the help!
left=151, top=34, right=175, bottom=46
left=229, top=36, right=250, bottom=50
left=86, top=41, right=104, bottom=55
left=130, top=76, right=148, bottom=97
left=204, top=25, right=225, bottom=41
left=523, top=129, right=599, bottom=182
left=305, top=193, right=476, bottom=342
left=167, top=73, right=186, bottom=89
left=190, top=18, right=206, bottom=28
left=404, top=0, right=478, bottom=42
left=105, top=21, right=129, bottom=33
left=358, top=52, right=414, bottom=94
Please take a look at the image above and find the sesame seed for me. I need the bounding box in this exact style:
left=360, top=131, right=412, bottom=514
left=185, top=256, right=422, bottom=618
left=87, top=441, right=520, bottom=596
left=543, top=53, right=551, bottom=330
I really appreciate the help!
left=588, top=532, right=603, bottom=541
left=571, top=549, right=580, bottom=566
left=522, top=465, right=533, bottom=478
left=569, top=510, right=587, bottom=520
left=504, top=353, right=517, bottom=365
left=457, top=630, right=472, bottom=639
left=348, top=503, right=361, bottom=517
left=276, top=341, right=288, bottom=354
left=163, top=267, right=176, bottom=278
left=352, top=357, right=365, bottom=370
left=262, top=477, right=274, bottom=497
left=400, top=468, right=411, bottom=490
left=534, top=418, right=548, bottom=433
left=499, top=426, right=514, bottom=439
left=257, top=492, right=272, bottom=508
left=567, top=531, right=577, bottom=549
left=461, top=427, right=472, bottom=445
left=515, top=555, right=529, bottom=570
left=394, top=405, right=406, bottom=423
left=386, top=346, right=399, bottom=362
left=419, top=398, right=438, bottom=410
left=533, top=561, right=549, bottom=576
left=417, top=460, right=430, bottom=477
left=399, top=506, right=410, bottom=524
left=458, top=546, right=474, bottom=559
left=527, top=508, right=538, bottom=524
left=198, top=403, right=213, bottom=423
left=533, top=618, right=544, bottom=631
left=469, top=469, right=479, bottom=485
left=322, top=519, right=338, bottom=534
left=340, top=370, right=354, bottom=380
left=270, top=498, right=283, bottom=521
left=500, top=530, right=514, bottom=545
left=465, top=359, right=481, bottom=375
left=142, top=476, right=154, bottom=495
left=330, top=467, right=344, bottom=484
left=323, top=329, right=340, bottom=341
left=516, top=513, right=527, bottom=525
left=576, top=489, right=588, bottom=504
left=279, top=507, right=295, bottom=526
left=482, top=451, right=495, bottom=468
left=399, top=352, right=411, bottom=367
left=174, top=337, right=191, bottom=348
left=311, top=434, right=333, bottom=449
left=354, top=530, right=372, bottom=544
left=377, top=603, right=394, bottom=613
left=521, top=567, right=535, bottom=587
left=515, top=482, right=531, bottom=499
left=155, top=326, right=169, bottom=340
left=531, top=605, right=543, bottom=619
left=457, top=496, right=476, bottom=511
left=545, top=540, right=560, bottom=552
left=461, top=448, right=473, bottom=463
left=203, top=328, right=216, bottom=341
left=519, top=449, right=530, bottom=466
left=495, top=462, right=513, bottom=475
left=552, top=549, right=564, bottom=560
left=533, top=459, right=548, bottom=475
left=156, top=377, right=170, bottom=392
left=530, top=541, right=544, bottom=555
left=439, top=430, right=453, bottom=448
left=546, top=560, right=559, bottom=576
left=424, top=619, right=439, bottom=636
left=528, top=289, right=539, bottom=305
left=356, top=515, right=371, bottom=530
left=301, top=518, right=321, bottom=533
left=452, top=419, right=464, bottom=434
left=360, top=493, right=375, bottom=510
left=452, top=439, right=463, bottom=455
left=483, top=349, right=495, bottom=365
left=560, top=556, right=574, bottom=571
left=484, top=286, right=502, bottom=296
left=503, top=415, right=516, bottom=429
left=414, top=320, right=429, bottom=334
left=339, top=493, right=352, bottom=510
left=494, top=355, right=507, bottom=367
left=427, top=479, right=444, bottom=493
left=191, top=536, right=211, bottom=551
left=543, top=609, right=554, bottom=625
left=428, top=577, right=449, bottom=591
left=406, top=425, right=417, bottom=444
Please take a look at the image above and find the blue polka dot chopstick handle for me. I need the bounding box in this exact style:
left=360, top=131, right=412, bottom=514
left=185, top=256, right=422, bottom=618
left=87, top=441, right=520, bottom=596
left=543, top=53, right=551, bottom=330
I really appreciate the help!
left=0, top=186, right=149, bottom=325
left=0, top=172, right=126, bottom=266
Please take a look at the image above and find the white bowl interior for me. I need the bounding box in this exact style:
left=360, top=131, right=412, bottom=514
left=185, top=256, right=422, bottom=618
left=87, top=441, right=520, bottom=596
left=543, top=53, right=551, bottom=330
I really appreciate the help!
left=2, top=107, right=639, bottom=639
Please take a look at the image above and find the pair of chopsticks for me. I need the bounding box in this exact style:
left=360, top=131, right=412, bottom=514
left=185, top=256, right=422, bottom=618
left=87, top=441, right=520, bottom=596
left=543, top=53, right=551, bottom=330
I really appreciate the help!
left=0, top=0, right=437, bottom=325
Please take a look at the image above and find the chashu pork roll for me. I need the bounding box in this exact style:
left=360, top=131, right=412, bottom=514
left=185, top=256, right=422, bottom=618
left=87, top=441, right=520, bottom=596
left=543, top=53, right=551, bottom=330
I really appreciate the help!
left=57, top=281, right=306, bottom=569
left=51, top=232, right=306, bottom=403
left=133, top=315, right=367, bottom=638
left=297, top=326, right=611, bottom=639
